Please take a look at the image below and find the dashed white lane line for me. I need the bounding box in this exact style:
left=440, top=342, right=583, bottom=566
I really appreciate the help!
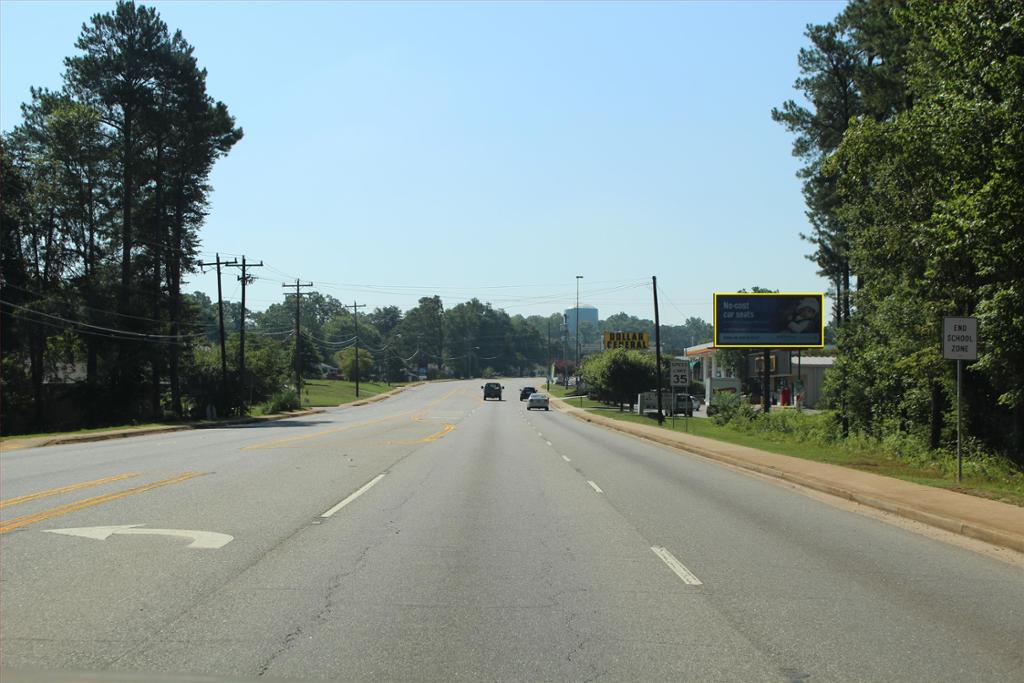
left=321, top=474, right=386, bottom=517
left=546, top=440, right=552, bottom=446
left=651, top=546, right=703, bottom=585
left=561, top=455, right=571, bottom=463
left=587, top=480, right=603, bottom=494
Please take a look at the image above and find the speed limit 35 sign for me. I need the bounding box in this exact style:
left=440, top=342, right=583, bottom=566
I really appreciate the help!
left=670, top=360, right=689, bottom=388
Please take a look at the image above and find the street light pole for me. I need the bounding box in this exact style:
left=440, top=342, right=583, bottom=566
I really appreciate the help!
left=575, top=275, right=583, bottom=392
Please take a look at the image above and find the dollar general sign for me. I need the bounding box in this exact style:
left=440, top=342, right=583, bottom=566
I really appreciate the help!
left=603, top=331, right=649, bottom=350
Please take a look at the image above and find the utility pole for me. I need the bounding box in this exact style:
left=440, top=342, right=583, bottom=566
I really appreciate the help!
left=282, top=280, right=314, bottom=402
left=198, top=254, right=237, bottom=416
left=547, top=316, right=552, bottom=391
left=562, top=314, right=568, bottom=388
left=226, top=256, right=262, bottom=412
left=345, top=301, right=367, bottom=397
left=652, top=275, right=664, bottom=424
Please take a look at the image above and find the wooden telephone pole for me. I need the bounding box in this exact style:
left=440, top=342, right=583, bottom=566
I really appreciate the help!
left=226, top=256, right=262, bottom=411
left=345, top=301, right=367, bottom=396
left=198, top=254, right=237, bottom=415
left=282, top=280, right=314, bottom=401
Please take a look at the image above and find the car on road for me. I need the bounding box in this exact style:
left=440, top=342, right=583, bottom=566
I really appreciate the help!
left=526, top=393, right=549, bottom=411
left=519, top=386, right=537, bottom=401
left=482, top=382, right=504, bottom=400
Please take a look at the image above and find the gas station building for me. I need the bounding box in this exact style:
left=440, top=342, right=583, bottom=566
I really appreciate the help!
left=683, top=343, right=834, bottom=409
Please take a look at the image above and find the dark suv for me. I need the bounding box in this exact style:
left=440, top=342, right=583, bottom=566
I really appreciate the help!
left=519, top=386, right=537, bottom=401
left=482, top=382, right=503, bottom=400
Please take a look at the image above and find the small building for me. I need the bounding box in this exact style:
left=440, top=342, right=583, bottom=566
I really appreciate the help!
left=682, top=342, right=739, bottom=406
left=683, top=343, right=834, bottom=409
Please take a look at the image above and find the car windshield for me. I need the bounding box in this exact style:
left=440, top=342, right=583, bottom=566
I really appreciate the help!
left=3, top=2, right=1022, bottom=682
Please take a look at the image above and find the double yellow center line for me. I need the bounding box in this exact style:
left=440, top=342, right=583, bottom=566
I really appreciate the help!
left=0, top=471, right=204, bottom=534
left=0, top=472, right=140, bottom=509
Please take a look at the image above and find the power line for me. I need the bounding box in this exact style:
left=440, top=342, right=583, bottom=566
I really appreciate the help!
left=1, top=300, right=207, bottom=340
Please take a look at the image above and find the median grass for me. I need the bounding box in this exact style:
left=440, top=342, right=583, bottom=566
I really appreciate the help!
left=557, top=397, right=1024, bottom=507
left=301, top=379, right=397, bottom=407
left=0, top=422, right=167, bottom=444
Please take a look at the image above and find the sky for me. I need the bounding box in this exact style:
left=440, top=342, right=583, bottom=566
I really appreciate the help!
left=1, top=0, right=845, bottom=326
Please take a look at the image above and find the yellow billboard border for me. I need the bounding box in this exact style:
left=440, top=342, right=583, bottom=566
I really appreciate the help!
left=713, top=292, right=826, bottom=349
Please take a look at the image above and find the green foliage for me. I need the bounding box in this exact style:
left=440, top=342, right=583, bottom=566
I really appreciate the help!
left=777, top=0, right=1024, bottom=464
left=581, top=348, right=657, bottom=407
left=264, top=389, right=300, bottom=414
left=0, top=1, right=241, bottom=432
left=228, top=335, right=290, bottom=404
left=334, top=347, right=375, bottom=381
left=708, top=392, right=756, bottom=426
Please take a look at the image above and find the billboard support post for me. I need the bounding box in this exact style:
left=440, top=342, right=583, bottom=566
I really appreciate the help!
left=762, top=349, right=771, bottom=414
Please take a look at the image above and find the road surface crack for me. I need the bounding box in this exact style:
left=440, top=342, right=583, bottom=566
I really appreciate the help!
left=254, top=536, right=383, bottom=677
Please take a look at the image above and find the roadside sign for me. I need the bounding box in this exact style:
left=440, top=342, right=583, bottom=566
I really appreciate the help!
left=943, top=316, right=978, bottom=484
left=943, top=317, right=978, bottom=360
left=670, top=360, right=689, bottom=388
left=604, top=331, right=649, bottom=349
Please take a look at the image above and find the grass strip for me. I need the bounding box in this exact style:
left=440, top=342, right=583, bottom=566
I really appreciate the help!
left=574, top=403, right=1024, bottom=507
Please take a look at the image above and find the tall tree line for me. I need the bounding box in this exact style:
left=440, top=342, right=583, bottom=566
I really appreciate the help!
left=1, top=1, right=241, bottom=432
left=774, top=0, right=1023, bottom=463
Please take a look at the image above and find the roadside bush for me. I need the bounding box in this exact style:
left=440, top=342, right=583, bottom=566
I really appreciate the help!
left=709, top=404, right=1023, bottom=495
left=735, top=409, right=838, bottom=444
left=264, top=389, right=300, bottom=413
left=709, top=392, right=755, bottom=425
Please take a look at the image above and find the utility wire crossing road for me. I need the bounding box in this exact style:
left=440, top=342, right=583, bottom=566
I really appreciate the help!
left=2, top=380, right=1022, bottom=682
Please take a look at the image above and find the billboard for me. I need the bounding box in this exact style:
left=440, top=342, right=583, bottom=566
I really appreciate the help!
left=603, top=331, right=649, bottom=350
left=714, top=293, right=825, bottom=348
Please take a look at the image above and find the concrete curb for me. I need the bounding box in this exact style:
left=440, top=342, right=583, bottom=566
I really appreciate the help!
left=0, top=408, right=326, bottom=452
left=2, top=382, right=433, bottom=450
left=550, top=396, right=1024, bottom=554
left=344, top=382, right=424, bottom=407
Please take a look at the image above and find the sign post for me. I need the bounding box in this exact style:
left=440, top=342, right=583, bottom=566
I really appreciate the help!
left=671, top=360, right=689, bottom=431
left=943, top=317, right=978, bottom=482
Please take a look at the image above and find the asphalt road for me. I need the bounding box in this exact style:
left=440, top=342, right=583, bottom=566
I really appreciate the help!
left=2, top=380, right=1022, bottom=682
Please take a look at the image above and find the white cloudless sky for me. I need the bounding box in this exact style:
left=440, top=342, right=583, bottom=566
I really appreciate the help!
left=1, top=0, right=845, bottom=325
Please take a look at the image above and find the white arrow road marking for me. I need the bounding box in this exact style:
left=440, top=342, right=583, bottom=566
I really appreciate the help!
left=651, top=546, right=702, bottom=585
left=44, top=525, right=233, bottom=549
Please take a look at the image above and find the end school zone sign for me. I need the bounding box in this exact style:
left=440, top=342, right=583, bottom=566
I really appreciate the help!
left=943, top=317, right=977, bottom=361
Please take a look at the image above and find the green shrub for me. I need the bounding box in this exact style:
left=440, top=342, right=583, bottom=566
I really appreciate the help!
left=709, top=392, right=755, bottom=425
left=264, top=389, right=300, bottom=413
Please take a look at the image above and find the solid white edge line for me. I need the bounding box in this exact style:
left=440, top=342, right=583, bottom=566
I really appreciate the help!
left=561, top=455, right=571, bottom=462
left=651, top=546, right=702, bottom=585
left=321, top=473, right=386, bottom=517
left=587, top=480, right=603, bottom=493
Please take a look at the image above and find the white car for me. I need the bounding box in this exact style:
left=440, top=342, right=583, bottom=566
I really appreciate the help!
left=526, top=393, right=549, bottom=411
